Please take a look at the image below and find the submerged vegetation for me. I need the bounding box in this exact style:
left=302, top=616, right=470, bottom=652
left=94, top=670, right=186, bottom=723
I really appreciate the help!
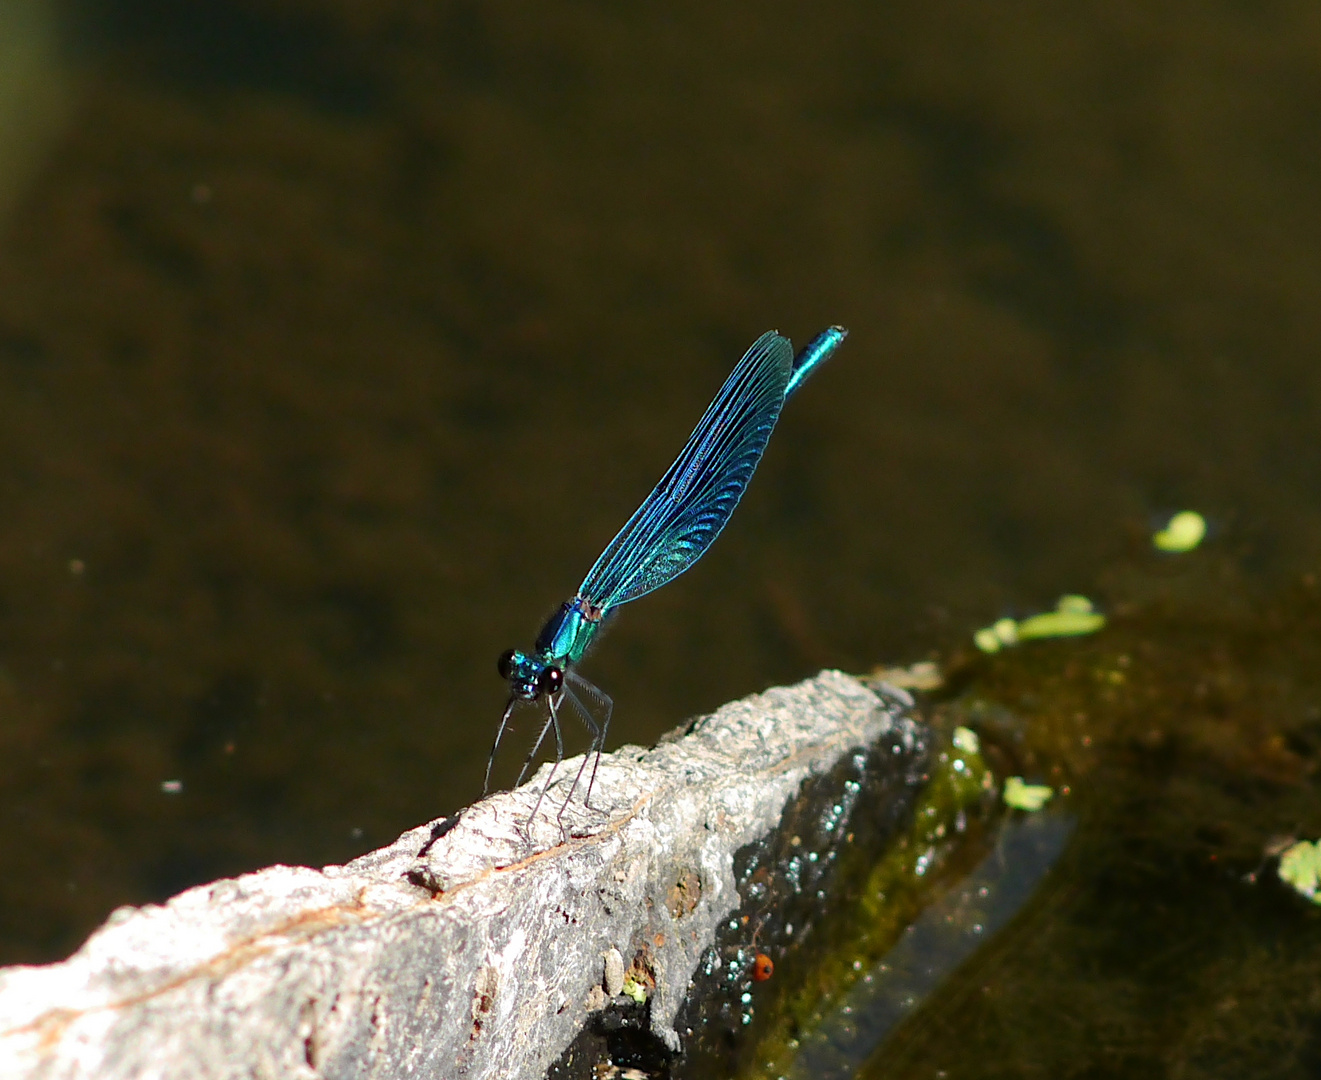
left=724, top=540, right=1321, bottom=1079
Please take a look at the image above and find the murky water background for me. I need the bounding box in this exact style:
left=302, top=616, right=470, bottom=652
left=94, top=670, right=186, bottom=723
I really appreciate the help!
left=1, top=0, right=1319, bottom=994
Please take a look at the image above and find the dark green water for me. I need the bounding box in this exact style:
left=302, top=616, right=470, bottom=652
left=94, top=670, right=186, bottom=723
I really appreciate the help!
left=850, top=551, right=1321, bottom=1079
left=0, top=1, right=1319, bottom=1021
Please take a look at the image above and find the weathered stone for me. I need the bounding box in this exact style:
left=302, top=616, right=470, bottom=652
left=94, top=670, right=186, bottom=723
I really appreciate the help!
left=0, top=670, right=925, bottom=1080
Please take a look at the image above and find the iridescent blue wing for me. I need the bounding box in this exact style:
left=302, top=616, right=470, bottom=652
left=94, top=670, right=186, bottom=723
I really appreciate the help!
left=577, top=331, right=795, bottom=610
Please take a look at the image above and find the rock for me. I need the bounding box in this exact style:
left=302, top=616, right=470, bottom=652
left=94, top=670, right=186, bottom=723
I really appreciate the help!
left=0, top=670, right=927, bottom=1080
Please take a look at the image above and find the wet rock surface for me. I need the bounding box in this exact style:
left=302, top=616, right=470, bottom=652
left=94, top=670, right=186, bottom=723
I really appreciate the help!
left=547, top=723, right=931, bottom=1080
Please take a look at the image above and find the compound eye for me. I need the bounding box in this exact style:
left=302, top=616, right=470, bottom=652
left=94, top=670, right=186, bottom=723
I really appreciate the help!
left=497, top=649, right=517, bottom=680
left=538, top=667, right=563, bottom=696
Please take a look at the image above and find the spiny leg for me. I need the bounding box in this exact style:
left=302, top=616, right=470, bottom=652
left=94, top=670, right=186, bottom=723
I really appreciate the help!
left=484, top=697, right=518, bottom=796
left=554, top=684, right=603, bottom=835
left=515, top=706, right=556, bottom=790
left=524, top=693, right=566, bottom=832
left=566, top=671, right=613, bottom=810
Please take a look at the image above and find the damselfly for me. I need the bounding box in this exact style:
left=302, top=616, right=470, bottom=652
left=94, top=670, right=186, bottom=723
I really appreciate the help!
left=489, top=326, right=848, bottom=831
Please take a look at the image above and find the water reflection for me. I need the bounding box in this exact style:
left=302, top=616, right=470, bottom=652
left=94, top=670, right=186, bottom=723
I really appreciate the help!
left=792, top=812, right=1075, bottom=1079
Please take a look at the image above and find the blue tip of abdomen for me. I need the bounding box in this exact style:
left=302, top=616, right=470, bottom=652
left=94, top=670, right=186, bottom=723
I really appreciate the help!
left=785, top=325, right=848, bottom=399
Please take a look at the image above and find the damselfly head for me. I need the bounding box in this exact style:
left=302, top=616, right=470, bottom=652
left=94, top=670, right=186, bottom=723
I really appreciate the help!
left=498, top=648, right=537, bottom=699
left=498, top=648, right=561, bottom=701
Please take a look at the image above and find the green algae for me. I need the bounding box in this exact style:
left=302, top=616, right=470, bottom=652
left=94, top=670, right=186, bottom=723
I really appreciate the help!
left=621, top=976, right=649, bottom=1005
left=736, top=709, right=999, bottom=1079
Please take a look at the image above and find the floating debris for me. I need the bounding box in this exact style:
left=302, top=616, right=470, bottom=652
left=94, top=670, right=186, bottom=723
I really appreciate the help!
left=975, top=597, right=1106, bottom=653
left=869, top=660, right=944, bottom=691
left=1278, top=840, right=1321, bottom=903
left=1017, top=595, right=1106, bottom=641
left=974, top=617, right=1020, bottom=654
left=1003, top=776, right=1054, bottom=812
left=1153, top=510, right=1207, bottom=553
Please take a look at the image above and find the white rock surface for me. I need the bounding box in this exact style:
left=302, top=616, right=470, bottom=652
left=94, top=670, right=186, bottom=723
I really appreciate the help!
left=0, top=670, right=916, bottom=1080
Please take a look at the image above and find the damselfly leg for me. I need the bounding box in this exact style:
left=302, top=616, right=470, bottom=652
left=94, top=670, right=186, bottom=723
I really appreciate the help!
left=483, top=697, right=518, bottom=797
left=551, top=675, right=615, bottom=834
left=521, top=694, right=565, bottom=831
left=564, top=670, right=613, bottom=809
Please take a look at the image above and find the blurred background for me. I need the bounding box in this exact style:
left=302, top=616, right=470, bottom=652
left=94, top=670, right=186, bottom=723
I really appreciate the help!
left=0, top=0, right=1319, bottom=963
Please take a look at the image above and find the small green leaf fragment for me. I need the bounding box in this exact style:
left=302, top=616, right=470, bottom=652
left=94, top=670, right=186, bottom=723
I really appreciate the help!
left=952, top=726, right=980, bottom=754
left=1015, top=609, right=1106, bottom=640
left=976, top=617, right=1021, bottom=652
left=1003, top=776, right=1054, bottom=811
left=976, top=598, right=1104, bottom=651
left=1279, top=840, right=1321, bottom=903
left=1153, top=510, right=1207, bottom=553
left=621, top=977, right=648, bottom=1004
